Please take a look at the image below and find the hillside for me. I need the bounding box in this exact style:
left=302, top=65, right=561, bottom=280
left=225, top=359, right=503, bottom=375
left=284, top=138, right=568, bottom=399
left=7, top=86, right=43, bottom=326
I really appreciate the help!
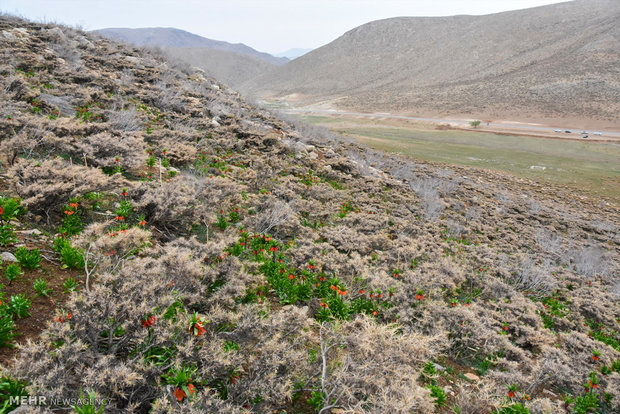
left=0, top=14, right=619, bottom=414
left=243, top=0, right=620, bottom=122
left=93, top=27, right=286, bottom=88
left=163, top=47, right=277, bottom=89
left=93, top=27, right=288, bottom=65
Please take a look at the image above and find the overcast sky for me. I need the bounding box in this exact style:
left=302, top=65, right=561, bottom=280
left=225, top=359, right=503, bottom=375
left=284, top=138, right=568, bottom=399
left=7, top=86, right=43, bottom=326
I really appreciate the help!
left=1, top=0, right=570, bottom=54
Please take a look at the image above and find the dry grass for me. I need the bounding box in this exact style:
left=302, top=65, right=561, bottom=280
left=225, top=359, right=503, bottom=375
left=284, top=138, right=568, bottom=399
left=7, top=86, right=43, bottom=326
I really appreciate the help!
left=0, top=15, right=617, bottom=414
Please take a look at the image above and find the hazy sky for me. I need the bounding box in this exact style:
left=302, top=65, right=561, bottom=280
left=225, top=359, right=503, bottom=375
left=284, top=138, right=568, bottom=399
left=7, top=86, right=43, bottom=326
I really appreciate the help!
left=1, top=0, right=570, bottom=54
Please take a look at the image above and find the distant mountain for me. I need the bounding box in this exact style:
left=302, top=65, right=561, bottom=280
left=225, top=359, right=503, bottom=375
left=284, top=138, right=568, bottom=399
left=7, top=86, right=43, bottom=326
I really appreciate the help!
left=274, top=48, right=313, bottom=59
left=163, top=47, right=277, bottom=89
left=243, top=0, right=620, bottom=121
left=92, top=27, right=288, bottom=66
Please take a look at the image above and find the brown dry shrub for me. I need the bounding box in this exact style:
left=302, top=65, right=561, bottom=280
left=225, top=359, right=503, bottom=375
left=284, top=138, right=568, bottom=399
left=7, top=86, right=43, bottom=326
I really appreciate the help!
left=318, top=317, right=445, bottom=413
left=8, top=158, right=127, bottom=214
left=43, top=131, right=147, bottom=169
left=136, top=175, right=243, bottom=237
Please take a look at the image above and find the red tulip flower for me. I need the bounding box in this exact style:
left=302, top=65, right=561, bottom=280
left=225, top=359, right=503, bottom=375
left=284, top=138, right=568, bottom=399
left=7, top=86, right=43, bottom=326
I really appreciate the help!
left=142, top=315, right=156, bottom=328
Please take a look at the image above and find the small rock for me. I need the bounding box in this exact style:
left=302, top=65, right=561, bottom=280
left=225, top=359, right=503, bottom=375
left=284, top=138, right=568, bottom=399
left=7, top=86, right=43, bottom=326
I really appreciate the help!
left=464, top=373, right=480, bottom=381
left=432, top=362, right=445, bottom=371
left=19, top=229, right=42, bottom=236
left=1, top=252, right=18, bottom=263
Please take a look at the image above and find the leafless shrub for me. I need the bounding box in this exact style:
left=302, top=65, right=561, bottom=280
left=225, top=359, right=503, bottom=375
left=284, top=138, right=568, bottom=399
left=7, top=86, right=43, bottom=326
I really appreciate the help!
left=317, top=318, right=441, bottom=413
left=347, top=149, right=380, bottom=177
left=510, top=257, right=556, bottom=297
left=275, top=111, right=339, bottom=145
left=39, top=93, right=74, bottom=116
left=152, top=80, right=186, bottom=113
left=495, top=190, right=512, bottom=214
left=0, top=123, right=52, bottom=165
left=465, top=206, right=479, bottom=222
left=74, top=223, right=152, bottom=292
left=12, top=239, right=207, bottom=412
left=254, top=199, right=294, bottom=235
left=534, top=229, right=563, bottom=255
left=528, top=198, right=543, bottom=214
left=572, top=246, right=611, bottom=278
left=590, top=219, right=617, bottom=239
left=447, top=219, right=466, bottom=238
left=451, top=386, right=491, bottom=413
left=8, top=158, right=127, bottom=215
left=386, top=158, right=416, bottom=182
left=136, top=175, right=243, bottom=238
left=106, top=106, right=142, bottom=132
left=409, top=179, right=446, bottom=222
left=51, top=34, right=82, bottom=67
left=119, top=68, right=135, bottom=87
left=410, top=177, right=440, bottom=198
left=612, top=280, right=620, bottom=299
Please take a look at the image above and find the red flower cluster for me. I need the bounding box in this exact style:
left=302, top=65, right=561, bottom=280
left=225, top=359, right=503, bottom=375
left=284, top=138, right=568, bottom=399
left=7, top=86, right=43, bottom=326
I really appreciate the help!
left=142, top=315, right=156, bottom=328
left=190, top=319, right=207, bottom=336
left=330, top=285, right=347, bottom=296
left=56, top=312, right=72, bottom=323
left=174, top=383, right=196, bottom=402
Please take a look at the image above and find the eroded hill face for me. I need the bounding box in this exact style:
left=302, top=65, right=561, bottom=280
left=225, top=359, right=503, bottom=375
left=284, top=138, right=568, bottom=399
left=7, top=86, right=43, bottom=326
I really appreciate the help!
left=0, top=16, right=619, bottom=414
left=243, top=0, right=620, bottom=122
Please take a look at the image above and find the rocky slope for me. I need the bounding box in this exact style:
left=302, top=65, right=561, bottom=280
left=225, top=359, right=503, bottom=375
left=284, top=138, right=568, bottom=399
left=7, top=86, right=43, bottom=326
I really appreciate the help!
left=243, top=0, right=620, bottom=122
left=0, top=15, right=618, bottom=414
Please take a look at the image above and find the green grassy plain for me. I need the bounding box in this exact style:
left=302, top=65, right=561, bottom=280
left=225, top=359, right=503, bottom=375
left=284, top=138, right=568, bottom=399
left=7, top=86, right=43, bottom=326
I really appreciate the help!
left=300, top=115, right=620, bottom=203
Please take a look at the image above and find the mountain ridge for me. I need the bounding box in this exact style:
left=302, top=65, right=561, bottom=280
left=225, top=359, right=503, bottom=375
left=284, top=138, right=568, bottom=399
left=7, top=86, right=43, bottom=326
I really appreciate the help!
left=93, top=27, right=289, bottom=66
left=243, top=0, right=620, bottom=122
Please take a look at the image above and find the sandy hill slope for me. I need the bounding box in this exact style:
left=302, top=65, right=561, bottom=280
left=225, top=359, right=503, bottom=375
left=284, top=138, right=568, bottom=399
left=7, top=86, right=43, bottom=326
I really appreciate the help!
left=0, top=15, right=618, bottom=414
left=243, top=0, right=620, bottom=122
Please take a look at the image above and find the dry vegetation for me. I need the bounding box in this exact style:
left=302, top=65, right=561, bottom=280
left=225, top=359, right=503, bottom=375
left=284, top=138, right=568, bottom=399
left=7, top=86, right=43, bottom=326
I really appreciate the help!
left=0, top=15, right=618, bottom=414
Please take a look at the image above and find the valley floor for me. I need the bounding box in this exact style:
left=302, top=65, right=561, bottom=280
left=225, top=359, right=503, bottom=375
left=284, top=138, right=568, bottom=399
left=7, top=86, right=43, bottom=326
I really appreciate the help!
left=293, top=113, right=620, bottom=205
